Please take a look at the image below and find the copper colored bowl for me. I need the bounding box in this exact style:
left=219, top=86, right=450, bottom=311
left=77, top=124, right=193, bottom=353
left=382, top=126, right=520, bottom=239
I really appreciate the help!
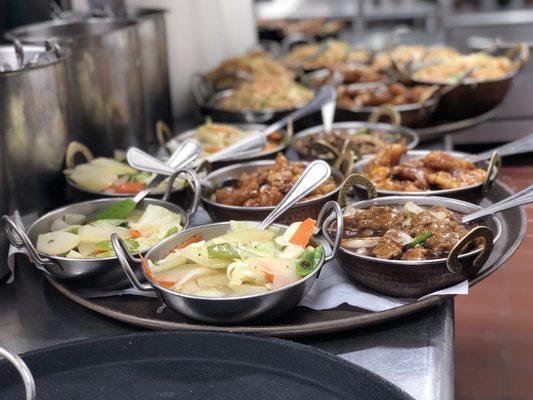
left=323, top=196, right=502, bottom=297
left=201, top=160, right=347, bottom=225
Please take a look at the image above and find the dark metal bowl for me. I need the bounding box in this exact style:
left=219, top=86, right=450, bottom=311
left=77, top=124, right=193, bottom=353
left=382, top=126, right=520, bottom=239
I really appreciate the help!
left=350, top=150, right=501, bottom=204
left=335, top=95, right=439, bottom=128
left=191, top=74, right=315, bottom=126
left=112, top=201, right=343, bottom=323
left=201, top=159, right=347, bottom=225
left=292, top=121, right=419, bottom=161
left=323, top=196, right=502, bottom=298
left=2, top=196, right=196, bottom=290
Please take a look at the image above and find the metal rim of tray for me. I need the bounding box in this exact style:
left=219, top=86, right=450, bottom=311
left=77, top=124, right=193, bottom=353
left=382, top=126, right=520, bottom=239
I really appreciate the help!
left=416, top=105, right=502, bottom=142
left=45, top=179, right=526, bottom=337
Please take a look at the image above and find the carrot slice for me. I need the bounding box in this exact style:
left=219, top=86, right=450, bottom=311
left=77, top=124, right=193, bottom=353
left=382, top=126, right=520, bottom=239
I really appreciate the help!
left=289, top=218, right=316, bottom=247
left=176, top=234, right=203, bottom=249
left=139, top=253, right=174, bottom=289
left=268, top=131, right=283, bottom=141
left=114, top=181, right=146, bottom=193
left=129, top=229, right=141, bottom=238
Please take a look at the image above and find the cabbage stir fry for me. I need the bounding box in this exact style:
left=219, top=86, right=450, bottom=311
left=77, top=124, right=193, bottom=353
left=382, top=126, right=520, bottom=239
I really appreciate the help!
left=65, top=156, right=173, bottom=195
left=144, top=219, right=324, bottom=298
left=36, top=205, right=183, bottom=258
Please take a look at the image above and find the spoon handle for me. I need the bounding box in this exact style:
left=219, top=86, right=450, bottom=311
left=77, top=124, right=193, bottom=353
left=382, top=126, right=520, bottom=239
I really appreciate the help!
left=467, top=133, right=533, bottom=163
left=261, top=86, right=337, bottom=137
left=203, top=133, right=266, bottom=164
left=127, top=148, right=175, bottom=177
left=321, top=98, right=336, bottom=134
left=462, top=184, right=533, bottom=223
left=257, top=160, right=331, bottom=230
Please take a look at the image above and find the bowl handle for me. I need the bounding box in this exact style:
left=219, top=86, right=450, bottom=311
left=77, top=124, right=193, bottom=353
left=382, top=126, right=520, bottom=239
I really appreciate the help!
left=0, top=346, right=36, bottom=400
left=1, top=215, right=56, bottom=274
left=163, top=167, right=201, bottom=216
left=482, top=152, right=502, bottom=195
left=316, top=201, right=343, bottom=262
left=337, top=173, right=378, bottom=208
left=446, top=226, right=494, bottom=274
left=309, top=139, right=340, bottom=161
left=111, top=234, right=154, bottom=292
left=333, top=149, right=355, bottom=178
left=64, top=141, right=94, bottom=169
left=368, top=105, right=401, bottom=126
left=156, top=120, right=174, bottom=149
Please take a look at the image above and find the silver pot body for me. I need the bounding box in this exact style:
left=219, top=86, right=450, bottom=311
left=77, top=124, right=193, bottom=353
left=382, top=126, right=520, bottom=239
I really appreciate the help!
left=6, top=19, right=146, bottom=155
left=130, top=9, right=173, bottom=145
left=118, top=223, right=322, bottom=324
left=0, top=44, right=71, bottom=214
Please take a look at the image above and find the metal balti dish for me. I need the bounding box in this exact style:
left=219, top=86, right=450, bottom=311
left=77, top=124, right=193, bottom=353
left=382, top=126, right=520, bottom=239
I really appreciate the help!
left=191, top=74, right=312, bottom=125
left=335, top=87, right=439, bottom=128
left=201, top=160, right=347, bottom=224
left=112, top=201, right=343, bottom=323
left=291, top=120, right=419, bottom=162
left=1, top=172, right=201, bottom=289
left=156, top=121, right=290, bottom=169
left=323, top=195, right=502, bottom=297
left=64, top=141, right=184, bottom=199
left=411, top=44, right=529, bottom=119
left=300, top=66, right=396, bottom=91
left=350, top=150, right=501, bottom=203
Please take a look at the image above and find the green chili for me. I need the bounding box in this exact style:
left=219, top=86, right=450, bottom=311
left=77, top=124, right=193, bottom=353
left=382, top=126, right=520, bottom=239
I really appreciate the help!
left=296, top=246, right=324, bottom=277
left=404, top=231, right=432, bottom=250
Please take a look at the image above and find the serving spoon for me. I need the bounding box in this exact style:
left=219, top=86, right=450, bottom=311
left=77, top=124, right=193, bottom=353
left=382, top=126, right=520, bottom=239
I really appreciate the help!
left=92, top=140, right=201, bottom=220
left=465, top=133, right=533, bottom=163
left=462, top=184, right=533, bottom=223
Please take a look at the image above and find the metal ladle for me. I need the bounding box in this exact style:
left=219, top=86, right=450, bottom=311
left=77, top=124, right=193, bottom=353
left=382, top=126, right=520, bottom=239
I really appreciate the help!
left=466, top=133, right=533, bottom=163
left=462, top=184, right=533, bottom=223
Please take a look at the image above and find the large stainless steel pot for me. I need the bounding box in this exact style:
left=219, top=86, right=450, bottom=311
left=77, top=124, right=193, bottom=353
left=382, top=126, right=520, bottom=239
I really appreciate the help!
left=6, top=18, right=146, bottom=155
left=127, top=9, right=173, bottom=144
left=0, top=44, right=71, bottom=215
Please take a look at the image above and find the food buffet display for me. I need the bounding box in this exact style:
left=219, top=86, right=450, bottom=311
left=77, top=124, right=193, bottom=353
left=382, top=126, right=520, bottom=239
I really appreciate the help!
left=2, top=26, right=532, bottom=335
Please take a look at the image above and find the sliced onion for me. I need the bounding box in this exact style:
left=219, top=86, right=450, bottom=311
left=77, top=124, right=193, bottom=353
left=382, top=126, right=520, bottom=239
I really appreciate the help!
left=429, top=211, right=447, bottom=221
left=341, top=237, right=380, bottom=249
left=404, top=202, right=425, bottom=215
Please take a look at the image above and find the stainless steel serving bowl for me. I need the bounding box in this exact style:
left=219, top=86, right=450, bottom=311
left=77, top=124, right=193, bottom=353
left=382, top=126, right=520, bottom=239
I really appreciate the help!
left=191, top=74, right=315, bottom=126
left=291, top=120, right=419, bottom=162
left=323, top=195, right=502, bottom=298
left=201, top=159, right=348, bottom=224
left=64, top=141, right=186, bottom=200
left=157, top=122, right=290, bottom=169
left=112, top=201, right=343, bottom=324
left=350, top=150, right=501, bottom=203
left=2, top=180, right=200, bottom=289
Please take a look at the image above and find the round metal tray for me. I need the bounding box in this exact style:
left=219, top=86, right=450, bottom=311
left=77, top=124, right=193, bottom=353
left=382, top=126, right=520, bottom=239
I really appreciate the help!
left=45, top=179, right=526, bottom=337
left=416, top=106, right=501, bottom=142
left=0, top=331, right=412, bottom=400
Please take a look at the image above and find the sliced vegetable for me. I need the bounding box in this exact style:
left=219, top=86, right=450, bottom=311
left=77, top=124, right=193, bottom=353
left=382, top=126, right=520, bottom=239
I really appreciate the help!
left=404, top=231, right=432, bottom=250
left=114, top=181, right=146, bottom=193
left=295, top=247, right=324, bottom=277
left=207, top=243, right=239, bottom=259
left=289, top=218, right=316, bottom=247
left=176, top=235, right=203, bottom=249
left=92, top=199, right=136, bottom=220
left=36, top=231, right=80, bottom=256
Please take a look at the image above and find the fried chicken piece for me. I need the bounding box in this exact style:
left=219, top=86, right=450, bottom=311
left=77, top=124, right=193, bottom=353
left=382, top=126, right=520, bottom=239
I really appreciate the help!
left=402, top=247, right=428, bottom=261
left=425, top=170, right=462, bottom=189
left=423, top=151, right=476, bottom=172
left=344, top=206, right=405, bottom=234
left=391, top=166, right=430, bottom=189
left=364, top=144, right=406, bottom=173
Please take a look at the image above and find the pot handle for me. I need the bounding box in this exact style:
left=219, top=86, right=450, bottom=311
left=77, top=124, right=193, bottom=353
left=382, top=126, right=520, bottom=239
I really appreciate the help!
left=506, top=43, right=530, bottom=70
left=0, top=346, right=36, bottom=400
left=163, top=167, right=201, bottom=216
left=1, top=215, right=55, bottom=273
left=446, top=226, right=494, bottom=274
left=368, top=105, right=401, bottom=126
left=111, top=234, right=154, bottom=292
left=65, top=141, right=94, bottom=169
left=156, top=120, right=174, bottom=149
left=482, top=152, right=502, bottom=195
left=309, top=139, right=341, bottom=160
left=333, top=150, right=355, bottom=178
left=316, top=201, right=343, bottom=262
left=337, top=174, right=378, bottom=208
